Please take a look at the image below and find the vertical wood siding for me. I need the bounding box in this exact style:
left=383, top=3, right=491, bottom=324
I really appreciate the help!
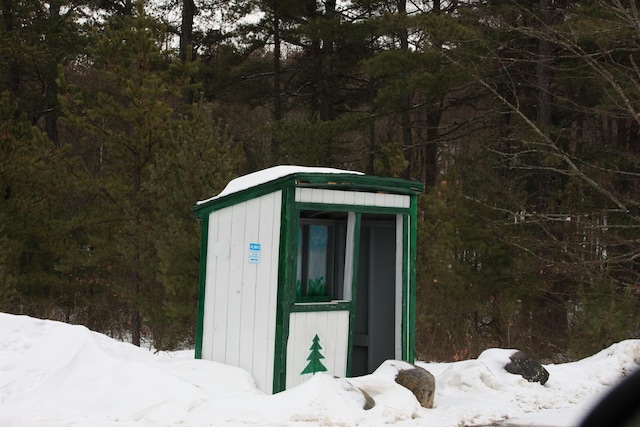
left=285, top=310, right=350, bottom=389
left=295, top=188, right=410, bottom=208
left=201, top=191, right=282, bottom=393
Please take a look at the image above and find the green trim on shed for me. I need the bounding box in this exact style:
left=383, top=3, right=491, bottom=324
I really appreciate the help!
left=294, top=173, right=422, bottom=195
left=194, top=215, right=209, bottom=359
left=193, top=172, right=422, bottom=218
left=401, top=213, right=410, bottom=361
left=294, top=202, right=410, bottom=215
left=272, top=186, right=297, bottom=393
left=345, top=212, right=362, bottom=377
left=193, top=168, right=423, bottom=394
left=290, top=302, right=351, bottom=312
left=408, top=196, right=419, bottom=362
left=194, top=177, right=295, bottom=217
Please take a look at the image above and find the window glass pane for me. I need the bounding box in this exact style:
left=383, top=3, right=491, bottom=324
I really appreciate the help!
left=296, top=212, right=348, bottom=302
left=307, top=225, right=328, bottom=296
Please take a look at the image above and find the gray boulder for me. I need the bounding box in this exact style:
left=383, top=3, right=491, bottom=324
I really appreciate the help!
left=336, top=377, right=375, bottom=410
left=504, top=351, right=549, bottom=385
left=395, top=365, right=436, bottom=408
left=360, top=387, right=376, bottom=410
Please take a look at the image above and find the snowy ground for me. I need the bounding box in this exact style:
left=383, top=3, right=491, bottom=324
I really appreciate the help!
left=1, top=313, right=638, bottom=427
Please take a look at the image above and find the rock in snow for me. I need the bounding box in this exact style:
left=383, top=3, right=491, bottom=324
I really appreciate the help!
left=504, top=350, right=550, bottom=385
left=395, top=365, right=436, bottom=408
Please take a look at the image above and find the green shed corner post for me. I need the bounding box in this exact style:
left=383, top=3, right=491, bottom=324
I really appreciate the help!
left=192, top=166, right=423, bottom=394
left=406, top=192, right=419, bottom=363
left=272, top=185, right=296, bottom=394
left=194, top=209, right=209, bottom=359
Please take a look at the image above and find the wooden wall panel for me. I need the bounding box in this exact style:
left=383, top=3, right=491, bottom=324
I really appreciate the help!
left=285, top=310, right=350, bottom=389
left=200, top=211, right=219, bottom=360
left=251, top=191, right=281, bottom=392
left=210, top=208, right=232, bottom=363
left=295, top=188, right=408, bottom=209
left=238, top=197, right=261, bottom=376
left=201, top=191, right=281, bottom=393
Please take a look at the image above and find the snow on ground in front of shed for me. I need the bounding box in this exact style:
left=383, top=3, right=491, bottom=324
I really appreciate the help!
left=1, top=312, right=639, bottom=427
left=197, top=165, right=364, bottom=204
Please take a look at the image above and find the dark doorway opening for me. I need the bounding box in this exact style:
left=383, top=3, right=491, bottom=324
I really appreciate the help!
left=351, top=215, right=398, bottom=377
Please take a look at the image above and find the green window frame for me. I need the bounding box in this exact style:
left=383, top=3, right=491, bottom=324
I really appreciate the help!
left=296, top=215, right=347, bottom=302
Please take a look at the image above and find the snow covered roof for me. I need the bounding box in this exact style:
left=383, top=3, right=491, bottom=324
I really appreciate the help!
left=197, top=165, right=364, bottom=205
left=194, top=165, right=423, bottom=216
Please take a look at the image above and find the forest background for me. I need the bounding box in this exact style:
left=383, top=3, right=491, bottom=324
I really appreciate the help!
left=1, top=0, right=639, bottom=363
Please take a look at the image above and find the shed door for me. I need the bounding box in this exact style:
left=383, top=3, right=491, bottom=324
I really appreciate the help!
left=285, top=211, right=352, bottom=389
left=351, top=215, right=400, bottom=377
left=284, top=211, right=404, bottom=387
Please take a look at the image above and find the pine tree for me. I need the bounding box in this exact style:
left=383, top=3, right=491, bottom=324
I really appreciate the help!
left=57, top=0, right=241, bottom=347
left=60, top=0, right=192, bottom=344
left=147, top=104, right=242, bottom=349
left=0, top=91, right=77, bottom=317
left=0, top=0, right=87, bottom=144
left=301, top=334, right=328, bottom=375
left=0, top=92, right=33, bottom=311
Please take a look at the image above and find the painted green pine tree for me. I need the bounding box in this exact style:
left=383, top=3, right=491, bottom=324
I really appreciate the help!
left=301, top=334, right=328, bottom=375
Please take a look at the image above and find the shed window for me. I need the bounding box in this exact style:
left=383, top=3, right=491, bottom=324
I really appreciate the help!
left=296, top=213, right=347, bottom=302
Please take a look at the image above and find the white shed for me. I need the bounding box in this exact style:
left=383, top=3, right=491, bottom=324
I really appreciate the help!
left=193, top=166, right=423, bottom=393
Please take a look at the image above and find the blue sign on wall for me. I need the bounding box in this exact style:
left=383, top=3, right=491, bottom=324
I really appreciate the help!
left=249, top=243, right=261, bottom=264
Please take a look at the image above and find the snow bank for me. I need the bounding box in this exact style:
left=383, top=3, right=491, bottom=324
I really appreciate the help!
left=0, top=314, right=260, bottom=426
left=1, top=312, right=639, bottom=427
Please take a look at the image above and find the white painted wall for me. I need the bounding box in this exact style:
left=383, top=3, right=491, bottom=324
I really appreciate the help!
left=295, top=188, right=410, bottom=208
left=286, top=310, right=350, bottom=389
left=200, top=190, right=282, bottom=393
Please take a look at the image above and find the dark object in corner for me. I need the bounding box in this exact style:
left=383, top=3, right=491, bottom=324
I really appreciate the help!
left=504, top=351, right=549, bottom=385
left=579, top=368, right=640, bottom=427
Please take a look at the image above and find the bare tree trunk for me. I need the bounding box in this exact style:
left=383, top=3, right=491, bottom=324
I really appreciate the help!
left=44, top=0, right=61, bottom=146
left=2, top=0, right=20, bottom=99
left=180, top=0, right=195, bottom=104
left=398, top=0, right=412, bottom=179
left=272, top=0, right=282, bottom=160
left=422, top=0, right=443, bottom=188
left=536, top=0, right=553, bottom=213
left=131, top=272, right=142, bottom=346
left=317, top=0, right=334, bottom=122
left=424, top=108, right=441, bottom=188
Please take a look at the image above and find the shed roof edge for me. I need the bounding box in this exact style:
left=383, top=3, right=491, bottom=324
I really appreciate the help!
left=193, top=172, right=423, bottom=217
